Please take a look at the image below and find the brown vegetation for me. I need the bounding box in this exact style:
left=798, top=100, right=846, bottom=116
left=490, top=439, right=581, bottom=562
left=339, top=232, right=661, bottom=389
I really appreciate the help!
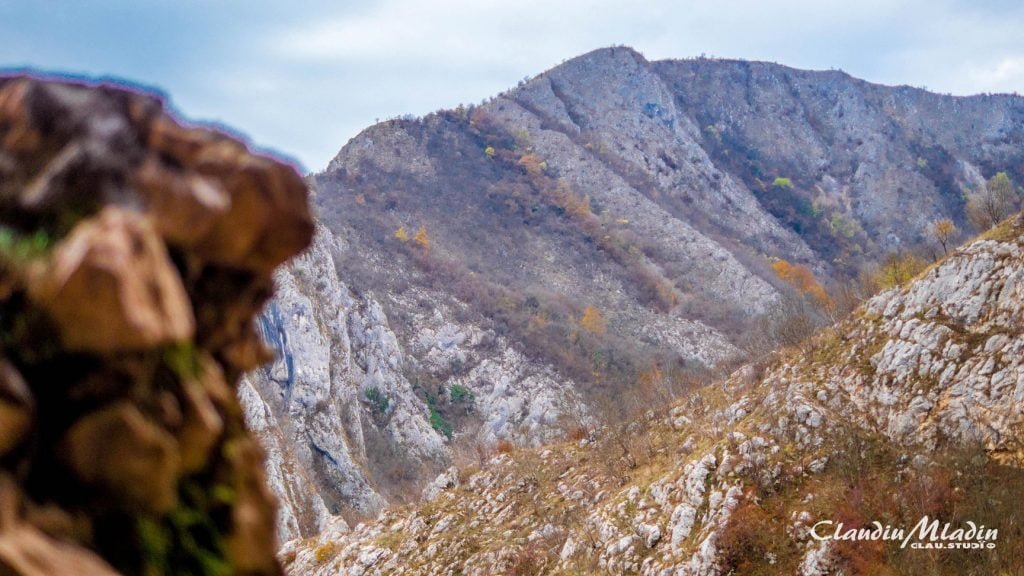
left=578, top=305, right=607, bottom=335
left=770, top=259, right=832, bottom=310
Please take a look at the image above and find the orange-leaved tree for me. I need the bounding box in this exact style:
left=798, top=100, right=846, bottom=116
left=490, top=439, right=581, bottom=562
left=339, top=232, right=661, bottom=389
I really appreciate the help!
left=770, top=259, right=833, bottom=311
left=579, top=305, right=607, bottom=335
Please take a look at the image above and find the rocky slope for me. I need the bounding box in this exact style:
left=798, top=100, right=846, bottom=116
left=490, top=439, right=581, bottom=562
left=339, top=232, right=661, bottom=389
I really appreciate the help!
left=242, top=47, right=1024, bottom=535
left=0, top=76, right=313, bottom=575
left=283, top=214, right=1024, bottom=575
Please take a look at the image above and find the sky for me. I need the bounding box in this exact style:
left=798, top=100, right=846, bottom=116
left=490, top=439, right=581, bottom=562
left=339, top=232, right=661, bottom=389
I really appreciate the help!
left=1, top=0, right=1023, bottom=172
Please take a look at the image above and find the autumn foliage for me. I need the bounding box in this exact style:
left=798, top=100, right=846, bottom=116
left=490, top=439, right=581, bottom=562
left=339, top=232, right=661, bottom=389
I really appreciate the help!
left=579, top=306, right=607, bottom=335
left=551, top=180, right=592, bottom=219
left=770, top=259, right=832, bottom=310
left=414, top=225, right=430, bottom=248
left=635, top=364, right=672, bottom=405
left=865, top=251, right=927, bottom=291
left=517, top=153, right=546, bottom=179
left=930, top=218, right=956, bottom=255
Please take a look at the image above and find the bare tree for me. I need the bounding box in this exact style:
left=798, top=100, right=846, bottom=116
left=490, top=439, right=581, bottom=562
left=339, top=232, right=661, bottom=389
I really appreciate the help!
left=967, top=172, right=1018, bottom=232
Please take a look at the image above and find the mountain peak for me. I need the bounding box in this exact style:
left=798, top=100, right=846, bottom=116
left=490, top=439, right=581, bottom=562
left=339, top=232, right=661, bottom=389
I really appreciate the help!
left=563, top=44, right=648, bottom=66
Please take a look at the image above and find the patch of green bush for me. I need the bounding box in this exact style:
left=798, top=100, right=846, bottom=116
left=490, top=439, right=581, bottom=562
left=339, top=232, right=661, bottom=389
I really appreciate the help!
left=828, top=212, right=861, bottom=239
left=365, top=387, right=390, bottom=414
left=450, top=384, right=475, bottom=404
left=429, top=404, right=453, bottom=439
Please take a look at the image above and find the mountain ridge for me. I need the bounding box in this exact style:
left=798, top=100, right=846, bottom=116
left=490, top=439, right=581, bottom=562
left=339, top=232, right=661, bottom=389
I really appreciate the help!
left=240, top=46, right=1024, bottom=541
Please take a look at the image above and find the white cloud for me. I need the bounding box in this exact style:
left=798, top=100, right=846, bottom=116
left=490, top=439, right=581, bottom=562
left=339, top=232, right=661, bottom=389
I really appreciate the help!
left=256, top=0, right=1024, bottom=168
left=965, top=57, right=1024, bottom=94
left=12, top=0, right=1020, bottom=170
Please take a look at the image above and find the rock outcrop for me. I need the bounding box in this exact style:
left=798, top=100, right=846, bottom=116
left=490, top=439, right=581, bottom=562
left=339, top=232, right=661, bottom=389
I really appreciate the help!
left=241, top=224, right=581, bottom=539
left=283, top=216, right=1024, bottom=574
left=0, top=76, right=313, bottom=575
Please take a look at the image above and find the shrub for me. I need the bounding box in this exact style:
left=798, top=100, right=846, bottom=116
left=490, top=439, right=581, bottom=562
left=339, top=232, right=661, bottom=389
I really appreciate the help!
left=450, top=384, right=475, bottom=404
left=745, top=296, right=822, bottom=353
left=429, top=405, right=453, bottom=439
left=635, top=364, right=672, bottom=407
left=495, top=439, right=515, bottom=454
left=565, top=426, right=588, bottom=442
left=449, top=357, right=464, bottom=375
left=704, top=124, right=722, bottom=143
left=717, top=500, right=782, bottom=574
left=966, top=171, right=1018, bottom=232
left=364, top=387, right=389, bottom=414
left=828, top=212, right=861, bottom=239
left=507, top=541, right=547, bottom=575
left=864, top=251, right=927, bottom=291
left=517, top=153, right=546, bottom=179
left=314, top=542, right=339, bottom=564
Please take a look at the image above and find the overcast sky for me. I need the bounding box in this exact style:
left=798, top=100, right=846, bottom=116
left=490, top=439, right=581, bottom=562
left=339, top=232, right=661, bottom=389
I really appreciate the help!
left=2, top=0, right=1023, bottom=171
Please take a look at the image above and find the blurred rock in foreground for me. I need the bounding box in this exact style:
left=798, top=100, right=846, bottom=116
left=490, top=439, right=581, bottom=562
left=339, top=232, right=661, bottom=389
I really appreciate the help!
left=0, top=76, right=313, bottom=575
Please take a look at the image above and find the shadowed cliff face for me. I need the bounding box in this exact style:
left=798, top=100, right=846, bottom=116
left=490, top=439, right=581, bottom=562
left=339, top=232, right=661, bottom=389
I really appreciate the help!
left=242, top=47, right=1024, bottom=537
left=0, top=76, right=313, bottom=575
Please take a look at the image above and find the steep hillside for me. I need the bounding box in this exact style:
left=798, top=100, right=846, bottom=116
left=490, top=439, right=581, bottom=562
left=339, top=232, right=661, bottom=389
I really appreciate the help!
left=283, top=215, right=1024, bottom=575
left=241, top=47, right=1024, bottom=535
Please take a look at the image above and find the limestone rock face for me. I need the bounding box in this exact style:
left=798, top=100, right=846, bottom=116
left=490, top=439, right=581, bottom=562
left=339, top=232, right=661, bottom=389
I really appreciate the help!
left=0, top=76, right=312, bottom=575
left=241, top=223, right=591, bottom=540
left=241, top=224, right=450, bottom=539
